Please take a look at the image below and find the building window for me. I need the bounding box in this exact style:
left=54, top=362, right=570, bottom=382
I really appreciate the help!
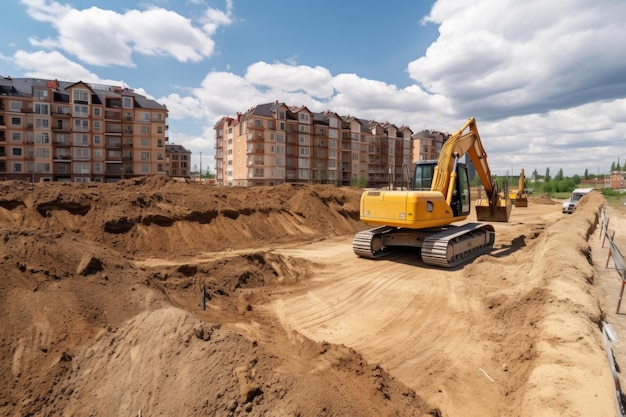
left=157, top=139, right=163, bottom=147
left=73, top=148, right=90, bottom=160
left=73, top=90, right=89, bottom=103
left=94, top=163, right=102, bottom=173
left=11, top=132, right=21, bottom=141
left=12, top=147, right=22, bottom=156
left=141, top=164, right=150, bottom=173
left=34, top=118, right=49, bottom=129
left=123, top=97, right=133, bottom=109
left=141, top=151, right=150, bottom=160
left=299, top=113, right=309, bottom=122
left=73, top=105, right=89, bottom=117
left=93, top=121, right=101, bottom=131
left=93, top=149, right=102, bottom=158
left=94, top=135, right=101, bottom=145
left=36, top=162, right=51, bottom=173
left=93, top=107, right=101, bottom=117
left=10, top=101, right=21, bottom=111
left=141, top=138, right=150, bottom=147
left=35, top=148, right=50, bottom=158
left=11, top=117, right=21, bottom=126
left=13, top=163, right=22, bottom=172
left=34, top=103, right=49, bottom=115
left=140, top=126, right=150, bottom=135
left=73, top=119, right=89, bottom=131
left=36, top=133, right=50, bottom=144
left=73, top=162, right=90, bottom=174
left=73, top=134, right=89, bottom=146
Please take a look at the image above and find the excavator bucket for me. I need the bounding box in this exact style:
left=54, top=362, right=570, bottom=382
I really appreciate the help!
left=475, top=196, right=512, bottom=222
left=514, top=195, right=528, bottom=207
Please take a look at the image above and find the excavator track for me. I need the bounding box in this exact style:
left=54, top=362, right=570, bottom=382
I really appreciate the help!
left=352, top=226, right=396, bottom=259
left=421, top=222, right=495, bottom=268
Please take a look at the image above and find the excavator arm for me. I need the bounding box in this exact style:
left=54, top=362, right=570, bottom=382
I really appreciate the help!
left=432, top=118, right=495, bottom=203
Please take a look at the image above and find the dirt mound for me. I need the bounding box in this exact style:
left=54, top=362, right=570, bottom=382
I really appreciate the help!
left=0, top=179, right=363, bottom=259
left=0, top=179, right=437, bottom=417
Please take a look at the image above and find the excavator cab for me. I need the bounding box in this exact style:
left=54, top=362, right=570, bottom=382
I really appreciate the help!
left=413, top=160, right=471, bottom=218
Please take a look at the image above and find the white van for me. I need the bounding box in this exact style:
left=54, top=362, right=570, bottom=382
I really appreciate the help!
left=562, top=188, right=594, bottom=214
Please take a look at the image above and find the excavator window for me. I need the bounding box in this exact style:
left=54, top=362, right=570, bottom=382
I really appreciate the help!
left=412, top=161, right=437, bottom=190
left=452, top=164, right=471, bottom=217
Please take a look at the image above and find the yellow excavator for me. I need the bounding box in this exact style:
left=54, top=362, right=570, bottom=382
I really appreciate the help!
left=510, top=168, right=529, bottom=207
left=353, top=117, right=511, bottom=268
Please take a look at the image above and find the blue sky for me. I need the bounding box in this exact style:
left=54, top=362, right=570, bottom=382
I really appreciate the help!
left=1, top=0, right=625, bottom=178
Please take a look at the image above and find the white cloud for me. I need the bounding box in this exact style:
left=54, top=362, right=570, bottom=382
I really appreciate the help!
left=245, top=62, right=334, bottom=99
left=21, top=0, right=232, bottom=66
left=409, top=0, right=626, bottom=119
left=12, top=50, right=118, bottom=84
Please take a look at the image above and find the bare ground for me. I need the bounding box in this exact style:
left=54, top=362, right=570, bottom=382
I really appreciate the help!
left=0, top=177, right=623, bottom=417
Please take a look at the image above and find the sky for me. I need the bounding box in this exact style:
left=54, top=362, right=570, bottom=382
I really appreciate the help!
left=1, top=0, right=625, bottom=178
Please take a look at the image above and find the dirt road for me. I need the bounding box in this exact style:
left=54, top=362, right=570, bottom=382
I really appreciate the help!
left=267, top=198, right=608, bottom=417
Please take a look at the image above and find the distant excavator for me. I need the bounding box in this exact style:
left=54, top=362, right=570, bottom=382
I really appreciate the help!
left=511, top=169, right=529, bottom=207
left=353, top=117, right=511, bottom=268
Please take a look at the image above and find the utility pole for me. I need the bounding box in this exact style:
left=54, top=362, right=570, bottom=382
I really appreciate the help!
left=199, top=151, right=202, bottom=179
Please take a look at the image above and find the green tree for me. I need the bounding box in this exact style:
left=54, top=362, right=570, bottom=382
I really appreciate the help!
left=555, top=168, right=564, bottom=181
left=544, top=167, right=551, bottom=182
left=584, top=169, right=588, bottom=180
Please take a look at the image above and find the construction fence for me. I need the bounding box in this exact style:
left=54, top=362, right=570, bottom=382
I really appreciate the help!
left=599, top=205, right=626, bottom=417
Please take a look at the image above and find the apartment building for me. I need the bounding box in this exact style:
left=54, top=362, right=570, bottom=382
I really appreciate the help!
left=0, top=77, right=168, bottom=182
left=412, top=129, right=449, bottom=162
left=166, top=144, right=191, bottom=178
left=214, top=101, right=413, bottom=188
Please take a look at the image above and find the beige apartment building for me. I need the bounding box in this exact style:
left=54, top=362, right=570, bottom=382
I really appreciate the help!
left=214, top=101, right=413, bottom=188
left=0, top=77, right=169, bottom=182
left=166, top=143, right=191, bottom=177
left=412, top=129, right=450, bottom=163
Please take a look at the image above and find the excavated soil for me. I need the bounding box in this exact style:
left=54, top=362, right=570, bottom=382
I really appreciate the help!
left=0, top=177, right=624, bottom=417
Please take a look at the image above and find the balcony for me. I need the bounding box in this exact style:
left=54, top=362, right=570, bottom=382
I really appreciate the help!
left=105, top=165, right=123, bottom=175
left=106, top=125, right=122, bottom=134
left=52, top=140, right=71, bottom=147
left=104, top=110, right=121, bottom=120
